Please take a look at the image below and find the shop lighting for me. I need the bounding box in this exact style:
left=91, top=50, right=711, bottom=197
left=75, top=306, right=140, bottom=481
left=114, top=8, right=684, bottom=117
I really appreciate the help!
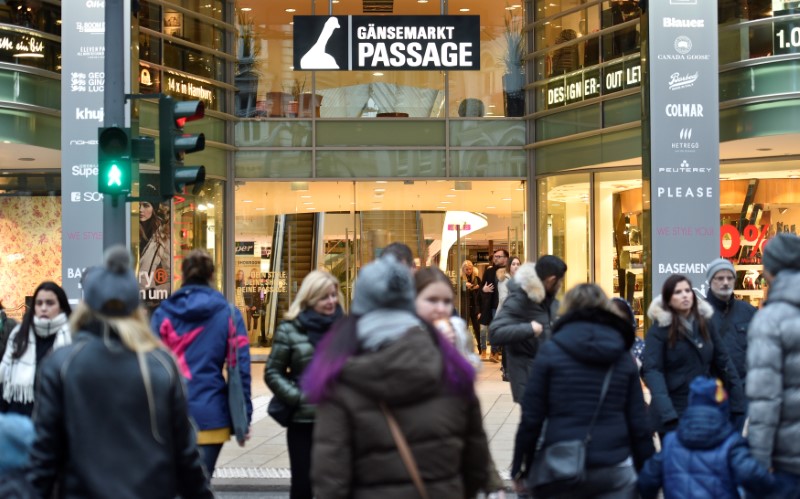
left=255, top=207, right=265, bottom=211
left=241, top=7, right=252, bottom=11
left=373, top=72, right=384, bottom=76
left=502, top=198, right=512, bottom=201
left=446, top=194, right=456, bottom=198
left=441, top=201, right=452, bottom=204
left=303, top=202, right=313, bottom=205
left=460, top=8, right=470, bottom=12
left=285, top=8, right=296, bottom=13
left=486, top=206, right=496, bottom=209
left=242, top=199, right=253, bottom=203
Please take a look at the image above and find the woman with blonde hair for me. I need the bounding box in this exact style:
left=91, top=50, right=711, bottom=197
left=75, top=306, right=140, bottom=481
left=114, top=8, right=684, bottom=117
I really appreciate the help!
left=265, top=269, right=343, bottom=499
left=512, top=283, right=653, bottom=498
left=27, top=246, right=212, bottom=498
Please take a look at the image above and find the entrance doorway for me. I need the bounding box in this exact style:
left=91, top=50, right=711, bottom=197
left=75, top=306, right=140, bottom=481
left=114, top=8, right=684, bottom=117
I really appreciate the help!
left=233, top=180, right=526, bottom=346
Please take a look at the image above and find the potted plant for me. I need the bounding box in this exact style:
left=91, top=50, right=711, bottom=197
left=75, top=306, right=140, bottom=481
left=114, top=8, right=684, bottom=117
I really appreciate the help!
left=285, top=77, right=305, bottom=117
left=501, top=10, right=526, bottom=117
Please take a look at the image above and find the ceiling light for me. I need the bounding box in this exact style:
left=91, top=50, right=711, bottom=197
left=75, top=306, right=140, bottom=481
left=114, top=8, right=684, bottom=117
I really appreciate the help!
left=289, top=21, right=294, bottom=25
left=460, top=8, right=470, bottom=12
left=242, top=200, right=253, bottom=203
left=305, top=207, right=315, bottom=210
left=300, top=195, right=312, bottom=198
left=441, top=201, right=452, bottom=204
left=285, top=8, right=296, bottom=12
left=303, top=202, right=313, bottom=205
left=373, top=72, right=384, bottom=76
left=486, top=206, right=496, bottom=209
left=376, top=180, right=388, bottom=184
left=445, top=194, right=456, bottom=197
left=502, top=198, right=512, bottom=201
left=241, top=7, right=252, bottom=11
left=374, top=188, right=386, bottom=193
left=418, top=0, right=429, bottom=3
left=255, top=207, right=265, bottom=211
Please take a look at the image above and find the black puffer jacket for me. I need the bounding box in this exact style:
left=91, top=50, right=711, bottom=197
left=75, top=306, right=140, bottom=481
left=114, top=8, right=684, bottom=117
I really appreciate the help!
left=265, top=311, right=339, bottom=423
left=26, top=323, right=212, bottom=499
left=489, top=263, right=559, bottom=402
left=643, top=295, right=745, bottom=433
left=511, top=308, right=654, bottom=478
left=706, top=292, right=756, bottom=381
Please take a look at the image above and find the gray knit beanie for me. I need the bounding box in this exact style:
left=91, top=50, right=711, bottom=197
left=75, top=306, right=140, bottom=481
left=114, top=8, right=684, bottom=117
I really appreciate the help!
left=82, top=246, right=141, bottom=316
left=351, top=255, right=416, bottom=315
left=706, top=257, right=736, bottom=282
left=763, top=233, right=800, bottom=275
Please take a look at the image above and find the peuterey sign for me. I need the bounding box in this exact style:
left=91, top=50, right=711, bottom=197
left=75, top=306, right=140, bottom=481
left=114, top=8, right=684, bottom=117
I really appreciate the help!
left=293, top=15, right=480, bottom=71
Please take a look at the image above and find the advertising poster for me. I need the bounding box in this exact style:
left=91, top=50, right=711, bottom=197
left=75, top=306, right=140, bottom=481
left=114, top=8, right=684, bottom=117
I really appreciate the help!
left=235, top=241, right=263, bottom=345
left=138, top=175, right=171, bottom=312
left=61, top=1, right=106, bottom=303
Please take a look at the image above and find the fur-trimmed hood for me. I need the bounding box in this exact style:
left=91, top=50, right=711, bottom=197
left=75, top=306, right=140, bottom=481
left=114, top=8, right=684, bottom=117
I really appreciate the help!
left=510, top=262, right=546, bottom=304
left=647, top=292, right=714, bottom=327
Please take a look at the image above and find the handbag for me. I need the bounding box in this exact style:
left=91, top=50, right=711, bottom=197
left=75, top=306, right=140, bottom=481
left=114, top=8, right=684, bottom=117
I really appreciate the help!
left=227, top=304, right=249, bottom=445
left=380, top=402, right=430, bottom=499
left=267, top=392, right=295, bottom=427
left=528, top=364, right=615, bottom=498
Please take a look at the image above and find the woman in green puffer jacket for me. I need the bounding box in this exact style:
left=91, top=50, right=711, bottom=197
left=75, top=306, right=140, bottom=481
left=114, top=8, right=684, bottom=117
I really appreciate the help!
left=265, top=270, right=343, bottom=499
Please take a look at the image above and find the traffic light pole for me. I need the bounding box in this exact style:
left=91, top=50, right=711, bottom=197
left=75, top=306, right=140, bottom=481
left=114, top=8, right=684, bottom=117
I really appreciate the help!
left=103, top=0, right=128, bottom=250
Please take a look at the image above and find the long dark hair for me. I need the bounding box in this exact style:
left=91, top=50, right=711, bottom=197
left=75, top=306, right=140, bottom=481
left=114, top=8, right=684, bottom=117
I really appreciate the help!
left=661, top=274, right=708, bottom=348
left=13, top=281, right=71, bottom=360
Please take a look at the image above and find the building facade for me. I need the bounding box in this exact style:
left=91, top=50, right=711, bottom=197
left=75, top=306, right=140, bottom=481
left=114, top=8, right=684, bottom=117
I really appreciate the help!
left=0, top=0, right=796, bottom=343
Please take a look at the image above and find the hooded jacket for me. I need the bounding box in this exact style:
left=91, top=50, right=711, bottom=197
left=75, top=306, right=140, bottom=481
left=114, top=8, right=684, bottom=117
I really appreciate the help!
left=511, top=308, right=654, bottom=479
left=643, top=296, right=744, bottom=433
left=638, top=384, right=774, bottom=499
left=311, top=319, right=490, bottom=499
left=151, top=284, right=253, bottom=431
left=26, top=322, right=213, bottom=499
left=746, top=270, right=800, bottom=474
left=489, top=263, right=559, bottom=402
left=706, top=292, right=756, bottom=381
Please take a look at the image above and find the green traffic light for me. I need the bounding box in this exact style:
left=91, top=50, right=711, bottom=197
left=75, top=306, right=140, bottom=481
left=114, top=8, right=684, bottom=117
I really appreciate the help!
left=107, top=163, right=123, bottom=187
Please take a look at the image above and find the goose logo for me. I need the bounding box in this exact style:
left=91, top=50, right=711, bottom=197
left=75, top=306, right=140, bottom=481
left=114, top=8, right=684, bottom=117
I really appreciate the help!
left=300, top=17, right=341, bottom=69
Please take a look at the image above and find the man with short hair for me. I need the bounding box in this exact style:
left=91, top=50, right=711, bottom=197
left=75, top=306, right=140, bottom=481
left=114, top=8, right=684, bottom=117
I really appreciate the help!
left=490, top=255, right=567, bottom=403
left=381, top=242, right=415, bottom=270
left=746, top=233, right=800, bottom=499
left=705, top=258, right=757, bottom=384
left=479, top=248, right=508, bottom=361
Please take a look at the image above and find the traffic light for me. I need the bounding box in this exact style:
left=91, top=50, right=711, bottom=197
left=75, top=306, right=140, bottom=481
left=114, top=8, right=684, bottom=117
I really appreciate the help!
left=97, top=126, right=131, bottom=196
left=158, top=96, right=206, bottom=198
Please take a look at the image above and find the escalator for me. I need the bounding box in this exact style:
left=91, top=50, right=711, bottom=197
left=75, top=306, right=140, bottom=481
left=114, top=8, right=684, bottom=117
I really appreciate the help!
left=359, top=210, right=425, bottom=264
left=264, top=213, right=318, bottom=344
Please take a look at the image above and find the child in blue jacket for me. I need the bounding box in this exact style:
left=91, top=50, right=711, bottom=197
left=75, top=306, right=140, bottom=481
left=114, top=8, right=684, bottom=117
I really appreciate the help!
left=638, top=376, right=774, bottom=499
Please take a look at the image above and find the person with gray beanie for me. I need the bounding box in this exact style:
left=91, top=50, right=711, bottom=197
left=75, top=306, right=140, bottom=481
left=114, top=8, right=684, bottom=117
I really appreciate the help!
left=303, top=255, right=491, bottom=498
left=746, top=233, right=800, bottom=499
left=705, top=257, right=756, bottom=427
left=26, top=246, right=213, bottom=499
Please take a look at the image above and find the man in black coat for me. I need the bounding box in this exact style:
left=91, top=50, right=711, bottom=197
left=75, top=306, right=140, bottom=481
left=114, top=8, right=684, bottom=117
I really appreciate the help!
left=479, top=248, right=508, bottom=361
left=705, top=258, right=756, bottom=384
left=490, top=255, right=567, bottom=402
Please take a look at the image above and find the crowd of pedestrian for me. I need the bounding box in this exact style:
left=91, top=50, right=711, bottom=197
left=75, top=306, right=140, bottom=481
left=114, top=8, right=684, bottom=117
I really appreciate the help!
left=1, top=233, right=799, bottom=499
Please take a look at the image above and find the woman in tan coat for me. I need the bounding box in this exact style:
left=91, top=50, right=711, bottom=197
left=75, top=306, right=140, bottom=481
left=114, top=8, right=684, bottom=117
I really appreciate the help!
left=303, top=256, right=491, bottom=498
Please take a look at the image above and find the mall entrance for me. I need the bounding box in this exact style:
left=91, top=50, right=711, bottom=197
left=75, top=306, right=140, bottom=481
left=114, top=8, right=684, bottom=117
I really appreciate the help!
left=233, top=180, right=526, bottom=346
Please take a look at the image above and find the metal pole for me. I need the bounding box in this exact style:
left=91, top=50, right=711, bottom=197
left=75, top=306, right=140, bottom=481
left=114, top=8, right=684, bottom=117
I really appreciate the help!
left=103, top=0, right=127, bottom=249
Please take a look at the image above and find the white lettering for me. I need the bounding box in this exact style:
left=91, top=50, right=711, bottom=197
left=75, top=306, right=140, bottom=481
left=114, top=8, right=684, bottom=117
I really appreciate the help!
left=665, top=103, right=704, bottom=117
left=662, top=17, right=705, bottom=28
left=656, top=186, right=714, bottom=198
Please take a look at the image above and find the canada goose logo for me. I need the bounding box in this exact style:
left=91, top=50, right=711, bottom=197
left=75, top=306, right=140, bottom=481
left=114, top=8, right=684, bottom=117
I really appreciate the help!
left=300, top=17, right=341, bottom=69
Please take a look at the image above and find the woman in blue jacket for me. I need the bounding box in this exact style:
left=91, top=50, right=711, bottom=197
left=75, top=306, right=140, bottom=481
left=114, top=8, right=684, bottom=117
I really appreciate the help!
left=151, top=250, right=252, bottom=478
left=643, top=274, right=744, bottom=436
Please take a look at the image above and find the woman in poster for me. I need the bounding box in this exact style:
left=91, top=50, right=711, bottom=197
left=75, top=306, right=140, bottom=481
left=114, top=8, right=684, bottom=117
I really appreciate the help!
left=139, top=192, right=171, bottom=300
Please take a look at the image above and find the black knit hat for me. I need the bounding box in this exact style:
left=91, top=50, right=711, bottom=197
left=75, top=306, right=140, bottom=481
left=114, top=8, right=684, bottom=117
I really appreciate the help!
left=82, top=246, right=141, bottom=316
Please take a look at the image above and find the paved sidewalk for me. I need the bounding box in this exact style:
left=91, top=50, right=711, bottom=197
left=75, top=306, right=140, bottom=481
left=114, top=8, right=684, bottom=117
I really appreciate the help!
left=212, top=356, right=519, bottom=491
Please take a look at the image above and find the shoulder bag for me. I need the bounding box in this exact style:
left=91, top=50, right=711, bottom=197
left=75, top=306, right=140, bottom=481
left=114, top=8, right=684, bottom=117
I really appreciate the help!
left=527, top=364, right=615, bottom=498
left=267, top=388, right=296, bottom=427
left=380, top=402, right=430, bottom=499
left=227, top=303, right=249, bottom=445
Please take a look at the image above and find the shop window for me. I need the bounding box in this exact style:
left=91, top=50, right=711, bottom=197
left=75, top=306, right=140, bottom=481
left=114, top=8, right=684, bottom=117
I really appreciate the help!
left=0, top=173, right=61, bottom=321
left=593, top=170, right=643, bottom=324
left=537, top=173, right=590, bottom=289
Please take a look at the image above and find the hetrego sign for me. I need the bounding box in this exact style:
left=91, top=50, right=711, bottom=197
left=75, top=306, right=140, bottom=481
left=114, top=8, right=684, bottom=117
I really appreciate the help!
left=293, top=16, right=480, bottom=71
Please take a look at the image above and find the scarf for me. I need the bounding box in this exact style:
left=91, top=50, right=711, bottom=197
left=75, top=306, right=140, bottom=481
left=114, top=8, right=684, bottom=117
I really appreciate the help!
left=299, top=305, right=343, bottom=346
left=356, top=309, right=423, bottom=352
left=0, top=313, right=71, bottom=404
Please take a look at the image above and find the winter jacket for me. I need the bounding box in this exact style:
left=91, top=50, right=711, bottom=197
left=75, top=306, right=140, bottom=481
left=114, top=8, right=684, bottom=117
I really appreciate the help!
left=638, top=404, right=774, bottom=499
left=151, top=283, right=253, bottom=431
left=706, top=292, right=756, bottom=381
left=0, top=474, right=36, bottom=499
left=265, top=317, right=323, bottom=423
left=643, top=296, right=745, bottom=433
left=511, top=308, right=655, bottom=479
left=311, top=324, right=490, bottom=499
left=460, top=272, right=481, bottom=319
left=26, top=322, right=213, bottom=499
left=489, top=263, right=559, bottom=402
left=747, top=270, right=800, bottom=474
left=479, top=265, right=500, bottom=325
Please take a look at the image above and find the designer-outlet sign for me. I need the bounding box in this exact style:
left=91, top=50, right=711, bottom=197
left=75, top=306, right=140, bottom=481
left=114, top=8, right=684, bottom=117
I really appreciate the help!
left=293, top=16, right=480, bottom=71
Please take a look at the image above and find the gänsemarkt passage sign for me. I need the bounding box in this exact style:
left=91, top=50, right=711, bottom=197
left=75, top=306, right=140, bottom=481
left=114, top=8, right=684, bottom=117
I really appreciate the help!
left=293, top=16, right=480, bottom=71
